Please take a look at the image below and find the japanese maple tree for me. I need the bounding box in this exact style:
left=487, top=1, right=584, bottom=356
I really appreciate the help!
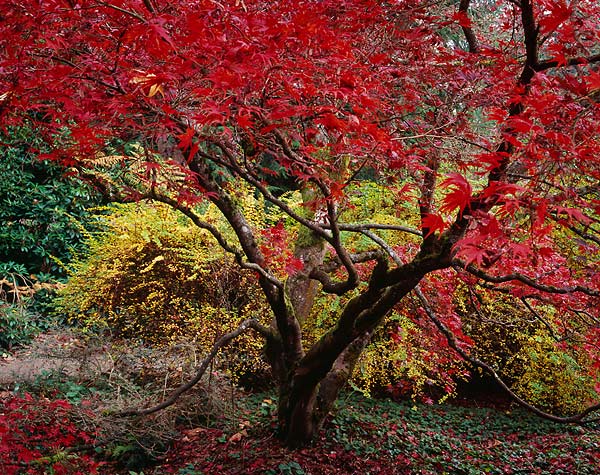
left=1, top=0, right=600, bottom=446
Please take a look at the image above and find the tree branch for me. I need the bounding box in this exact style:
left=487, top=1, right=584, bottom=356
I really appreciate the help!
left=453, top=260, right=600, bottom=297
left=333, top=222, right=423, bottom=237
left=519, top=0, right=538, bottom=83
left=458, top=0, right=480, bottom=53
left=534, top=53, right=600, bottom=72
left=319, top=249, right=384, bottom=273
left=117, top=318, right=272, bottom=417
left=414, top=287, right=600, bottom=424
left=150, top=191, right=284, bottom=289
left=322, top=199, right=360, bottom=294
left=141, top=0, right=156, bottom=14
left=420, top=154, right=439, bottom=238
left=202, top=141, right=332, bottom=242
left=357, top=230, right=404, bottom=267
left=520, top=297, right=567, bottom=342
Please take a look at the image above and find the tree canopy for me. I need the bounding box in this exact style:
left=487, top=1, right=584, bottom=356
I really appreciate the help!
left=1, top=0, right=599, bottom=446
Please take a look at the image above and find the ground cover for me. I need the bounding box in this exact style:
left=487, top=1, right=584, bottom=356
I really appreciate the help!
left=149, top=393, right=600, bottom=475
left=1, top=332, right=598, bottom=475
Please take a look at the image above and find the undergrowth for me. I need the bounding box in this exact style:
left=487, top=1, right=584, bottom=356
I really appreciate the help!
left=2, top=349, right=599, bottom=475
left=145, top=391, right=600, bottom=475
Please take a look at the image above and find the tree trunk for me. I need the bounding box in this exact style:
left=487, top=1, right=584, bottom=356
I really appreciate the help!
left=276, top=330, right=373, bottom=447
left=278, top=379, right=320, bottom=448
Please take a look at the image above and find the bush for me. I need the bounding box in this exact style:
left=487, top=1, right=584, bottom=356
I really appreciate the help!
left=53, top=202, right=271, bottom=381
left=458, top=286, right=599, bottom=414
left=0, top=267, right=64, bottom=349
left=0, top=303, right=39, bottom=350
left=315, top=269, right=599, bottom=412
left=0, top=126, right=101, bottom=278
left=511, top=332, right=598, bottom=415
left=0, top=394, right=100, bottom=475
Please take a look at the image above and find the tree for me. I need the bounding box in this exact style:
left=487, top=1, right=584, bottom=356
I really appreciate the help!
left=1, top=0, right=599, bottom=446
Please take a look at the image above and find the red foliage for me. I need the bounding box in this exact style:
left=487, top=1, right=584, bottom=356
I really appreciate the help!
left=0, top=394, right=100, bottom=475
left=1, top=0, right=599, bottom=427
left=260, top=222, right=304, bottom=275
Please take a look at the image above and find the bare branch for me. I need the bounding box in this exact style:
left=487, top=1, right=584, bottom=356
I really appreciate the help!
left=324, top=199, right=360, bottom=294
left=358, top=230, right=403, bottom=267
left=414, top=287, right=600, bottom=424
left=117, top=318, right=272, bottom=417
left=454, top=260, right=600, bottom=297
left=319, top=249, right=384, bottom=273
left=333, top=222, right=423, bottom=237
left=520, top=297, right=565, bottom=341
left=150, top=191, right=284, bottom=289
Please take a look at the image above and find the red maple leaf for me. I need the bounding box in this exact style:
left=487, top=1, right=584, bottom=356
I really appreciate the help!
left=439, top=173, right=472, bottom=216
left=421, top=213, right=446, bottom=237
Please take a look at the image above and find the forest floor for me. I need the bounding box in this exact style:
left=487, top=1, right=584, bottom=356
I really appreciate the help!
left=1, top=331, right=599, bottom=475
left=0, top=330, right=111, bottom=386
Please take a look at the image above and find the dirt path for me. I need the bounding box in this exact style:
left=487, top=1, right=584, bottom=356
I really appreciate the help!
left=0, top=330, right=110, bottom=387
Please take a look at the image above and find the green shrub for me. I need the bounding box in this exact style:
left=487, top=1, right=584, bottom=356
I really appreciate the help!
left=0, top=269, right=58, bottom=350
left=0, top=126, right=101, bottom=277
left=0, top=267, right=63, bottom=344
left=0, top=302, right=39, bottom=350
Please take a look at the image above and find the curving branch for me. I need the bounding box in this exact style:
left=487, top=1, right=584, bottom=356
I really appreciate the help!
left=202, top=137, right=367, bottom=295
left=414, top=287, right=600, bottom=424
left=203, top=142, right=332, bottom=241
left=333, top=222, right=423, bottom=237
left=453, top=260, right=600, bottom=297
left=357, top=229, right=404, bottom=267
left=117, top=318, right=273, bottom=417
left=318, top=249, right=384, bottom=274
left=323, top=199, right=360, bottom=294
left=519, top=297, right=568, bottom=342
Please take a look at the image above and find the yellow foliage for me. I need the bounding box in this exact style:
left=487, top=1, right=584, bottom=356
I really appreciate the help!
left=458, top=285, right=598, bottom=414
left=53, top=202, right=270, bottom=380
left=512, top=331, right=597, bottom=415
